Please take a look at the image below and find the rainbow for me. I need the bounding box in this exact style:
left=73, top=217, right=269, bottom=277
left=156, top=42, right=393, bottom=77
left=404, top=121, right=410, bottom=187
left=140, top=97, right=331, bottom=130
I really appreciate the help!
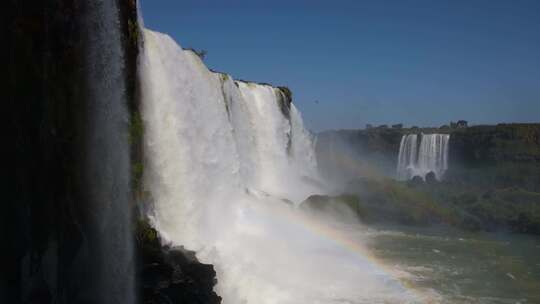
left=264, top=200, right=439, bottom=303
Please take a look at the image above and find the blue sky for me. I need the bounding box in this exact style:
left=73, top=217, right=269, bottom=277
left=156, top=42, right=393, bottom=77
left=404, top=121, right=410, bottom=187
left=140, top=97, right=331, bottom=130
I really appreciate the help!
left=140, top=0, right=540, bottom=131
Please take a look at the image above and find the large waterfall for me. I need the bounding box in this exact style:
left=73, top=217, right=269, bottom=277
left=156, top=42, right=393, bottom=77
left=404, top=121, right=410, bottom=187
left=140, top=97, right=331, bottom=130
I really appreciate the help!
left=140, top=29, right=418, bottom=303
left=397, top=133, right=450, bottom=180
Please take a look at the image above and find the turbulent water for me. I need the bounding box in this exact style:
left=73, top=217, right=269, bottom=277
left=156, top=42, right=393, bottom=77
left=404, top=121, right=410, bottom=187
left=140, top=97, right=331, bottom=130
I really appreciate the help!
left=360, top=226, right=540, bottom=304
left=140, top=29, right=423, bottom=303
left=397, top=134, right=450, bottom=181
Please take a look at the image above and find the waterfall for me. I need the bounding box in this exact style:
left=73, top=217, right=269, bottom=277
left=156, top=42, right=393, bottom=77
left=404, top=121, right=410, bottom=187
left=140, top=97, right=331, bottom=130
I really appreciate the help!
left=397, top=133, right=450, bottom=180
left=417, top=134, right=450, bottom=180
left=83, top=1, right=134, bottom=302
left=397, top=134, right=418, bottom=180
left=140, top=29, right=416, bottom=303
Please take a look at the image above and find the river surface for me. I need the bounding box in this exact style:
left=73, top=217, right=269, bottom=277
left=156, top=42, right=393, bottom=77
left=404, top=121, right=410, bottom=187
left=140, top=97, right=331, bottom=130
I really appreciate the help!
left=356, top=225, right=540, bottom=303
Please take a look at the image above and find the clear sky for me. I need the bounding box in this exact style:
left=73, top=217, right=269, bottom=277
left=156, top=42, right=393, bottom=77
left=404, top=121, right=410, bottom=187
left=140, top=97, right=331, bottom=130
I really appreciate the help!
left=140, top=0, right=540, bottom=132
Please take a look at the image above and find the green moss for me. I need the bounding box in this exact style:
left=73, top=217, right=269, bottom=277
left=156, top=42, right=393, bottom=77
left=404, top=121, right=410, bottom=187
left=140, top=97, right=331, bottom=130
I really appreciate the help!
left=127, top=19, right=139, bottom=47
left=128, top=110, right=144, bottom=145
left=135, top=218, right=162, bottom=260
left=128, top=110, right=144, bottom=199
left=132, top=162, right=143, bottom=190
left=136, top=218, right=157, bottom=243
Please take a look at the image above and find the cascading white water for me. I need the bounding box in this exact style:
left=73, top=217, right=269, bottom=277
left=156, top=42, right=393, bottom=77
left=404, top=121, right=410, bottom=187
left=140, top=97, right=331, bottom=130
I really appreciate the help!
left=417, top=134, right=450, bottom=180
left=141, top=29, right=419, bottom=303
left=234, top=82, right=320, bottom=201
left=397, top=133, right=450, bottom=181
left=397, top=134, right=418, bottom=180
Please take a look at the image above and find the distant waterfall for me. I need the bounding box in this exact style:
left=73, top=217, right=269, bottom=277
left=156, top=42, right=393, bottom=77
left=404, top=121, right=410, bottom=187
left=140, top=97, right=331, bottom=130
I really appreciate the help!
left=397, top=134, right=418, bottom=180
left=417, top=134, right=450, bottom=180
left=397, top=134, right=450, bottom=180
left=141, top=29, right=415, bottom=304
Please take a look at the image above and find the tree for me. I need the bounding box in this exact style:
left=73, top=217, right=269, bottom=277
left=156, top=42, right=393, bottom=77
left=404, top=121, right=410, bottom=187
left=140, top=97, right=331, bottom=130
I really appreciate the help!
left=195, top=49, right=207, bottom=60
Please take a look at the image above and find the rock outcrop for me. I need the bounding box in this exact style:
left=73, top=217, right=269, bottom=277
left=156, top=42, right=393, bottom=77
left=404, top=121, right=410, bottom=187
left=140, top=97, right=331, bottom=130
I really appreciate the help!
left=136, top=220, right=221, bottom=304
left=5, top=1, right=137, bottom=302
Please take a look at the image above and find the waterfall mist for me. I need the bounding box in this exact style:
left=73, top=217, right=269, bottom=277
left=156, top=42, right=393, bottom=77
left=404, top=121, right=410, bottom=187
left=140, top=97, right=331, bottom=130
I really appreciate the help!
left=140, top=29, right=418, bottom=304
left=83, top=1, right=134, bottom=302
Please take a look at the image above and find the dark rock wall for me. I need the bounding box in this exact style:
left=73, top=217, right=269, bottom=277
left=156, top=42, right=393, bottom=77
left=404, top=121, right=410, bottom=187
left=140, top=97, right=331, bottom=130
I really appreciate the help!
left=136, top=221, right=221, bottom=304
left=5, top=1, right=89, bottom=303
left=4, top=1, right=140, bottom=303
left=4, top=2, right=222, bottom=303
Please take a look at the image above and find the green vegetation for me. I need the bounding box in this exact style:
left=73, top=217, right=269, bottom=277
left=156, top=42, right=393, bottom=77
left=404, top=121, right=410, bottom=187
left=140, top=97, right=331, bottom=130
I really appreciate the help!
left=302, top=178, right=540, bottom=234
left=127, top=19, right=139, bottom=47
left=451, top=124, right=540, bottom=168
left=301, top=194, right=362, bottom=214
left=132, top=162, right=144, bottom=192
left=128, top=109, right=145, bottom=202
left=136, top=218, right=159, bottom=248
left=316, top=123, right=540, bottom=233
left=128, top=110, right=144, bottom=145
left=220, top=73, right=229, bottom=81
left=450, top=188, right=540, bottom=234
left=445, top=163, right=540, bottom=192
left=187, top=48, right=207, bottom=60
left=346, top=178, right=462, bottom=226
left=318, top=123, right=540, bottom=182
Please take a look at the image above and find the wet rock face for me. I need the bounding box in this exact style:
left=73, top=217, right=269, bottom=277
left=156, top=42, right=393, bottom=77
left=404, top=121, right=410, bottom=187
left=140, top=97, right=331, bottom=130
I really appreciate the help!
left=4, top=1, right=141, bottom=303
left=136, top=220, right=222, bottom=304
left=141, top=250, right=221, bottom=304
left=5, top=1, right=88, bottom=303
left=425, top=171, right=438, bottom=184
left=276, top=86, right=292, bottom=119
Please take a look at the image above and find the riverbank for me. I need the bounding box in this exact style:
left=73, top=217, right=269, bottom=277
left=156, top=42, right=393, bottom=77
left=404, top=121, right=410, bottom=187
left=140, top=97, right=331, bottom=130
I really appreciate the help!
left=301, top=177, right=540, bottom=235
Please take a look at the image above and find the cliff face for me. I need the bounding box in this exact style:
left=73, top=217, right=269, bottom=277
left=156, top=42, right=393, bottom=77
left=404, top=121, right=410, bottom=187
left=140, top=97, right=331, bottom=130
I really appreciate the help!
left=446, top=124, right=540, bottom=192
left=449, top=124, right=540, bottom=165
left=316, top=124, right=540, bottom=190
left=315, top=124, right=540, bottom=234
left=5, top=1, right=222, bottom=303
left=6, top=2, right=94, bottom=302
left=4, top=1, right=141, bottom=302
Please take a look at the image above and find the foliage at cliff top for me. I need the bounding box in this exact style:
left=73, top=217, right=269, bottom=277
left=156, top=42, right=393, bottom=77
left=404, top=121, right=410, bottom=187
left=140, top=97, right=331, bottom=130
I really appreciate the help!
left=302, top=177, right=540, bottom=235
